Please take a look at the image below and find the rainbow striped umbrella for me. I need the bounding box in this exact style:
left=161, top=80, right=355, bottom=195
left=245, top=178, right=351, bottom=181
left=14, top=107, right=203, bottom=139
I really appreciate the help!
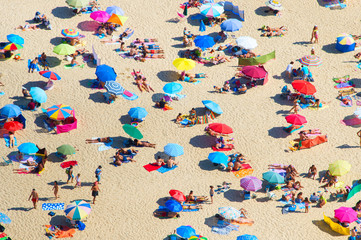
left=265, top=0, right=283, bottom=10
left=46, top=104, right=73, bottom=120
left=299, top=55, right=322, bottom=67
left=39, top=71, right=61, bottom=80
left=218, top=206, right=241, bottom=220
left=4, top=43, right=23, bottom=51
left=336, top=33, right=356, bottom=52
left=61, top=29, right=80, bottom=38
left=200, top=3, right=224, bottom=17
left=90, top=11, right=111, bottom=23
left=107, top=14, right=128, bottom=26
left=64, top=200, right=91, bottom=221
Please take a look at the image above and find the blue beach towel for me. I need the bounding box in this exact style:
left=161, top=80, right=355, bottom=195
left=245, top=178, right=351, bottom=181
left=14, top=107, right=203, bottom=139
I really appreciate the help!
left=182, top=203, right=199, bottom=212
left=42, top=203, right=65, bottom=211
left=98, top=138, right=113, bottom=151
left=121, top=91, right=138, bottom=101
left=4, top=134, right=17, bottom=147
left=0, top=91, right=4, bottom=96
left=28, top=59, right=40, bottom=72
left=157, top=165, right=178, bottom=173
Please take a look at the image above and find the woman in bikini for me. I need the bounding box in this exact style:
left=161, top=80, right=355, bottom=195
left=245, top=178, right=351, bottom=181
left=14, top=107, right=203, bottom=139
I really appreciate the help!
left=134, top=38, right=158, bottom=43
left=142, top=78, right=154, bottom=92
left=133, top=139, right=156, bottom=148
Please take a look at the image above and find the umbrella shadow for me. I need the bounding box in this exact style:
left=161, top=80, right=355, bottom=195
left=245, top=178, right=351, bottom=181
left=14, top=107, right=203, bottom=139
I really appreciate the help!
left=312, top=220, right=343, bottom=236
left=47, top=181, right=67, bottom=186
left=61, top=185, right=75, bottom=190
left=171, top=43, right=185, bottom=49
left=254, top=6, right=273, bottom=16
left=50, top=215, right=67, bottom=225
left=48, top=152, right=63, bottom=163
left=38, top=197, right=52, bottom=201
left=8, top=96, right=29, bottom=108
left=293, top=41, right=311, bottom=46
left=156, top=197, right=170, bottom=206
left=204, top=216, right=217, bottom=228
left=189, top=135, right=214, bottom=148
left=79, top=79, right=94, bottom=89
left=33, top=114, right=49, bottom=131
left=50, top=37, right=64, bottom=46
left=77, top=20, right=100, bottom=32
left=275, top=110, right=290, bottom=116
left=270, top=94, right=294, bottom=106
left=8, top=207, right=32, bottom=212
left=51, top=6, right=74, bottom=19
left=272, top=72, right=287, bottom=80
left=109, top=136, right=129, bottom=149
left=154, top=151, right=169, bottom=161
left=186, top=13, right=202, bottom=27
left=322, top=43, right=341, bottom=54
left=119, top=115, right=130, bottom=125
left=47, top=56, right=62, bottom=68
left=350, top=78, right=361, bottom=88
left=151, top=93, right=165, bottom=103
left=198, top=159, right=218, bottom=171
left=157, top=70, right=179, bottom=82
left=223, top=189, right=241, bottom=202
left=336, top=144, right=360, bottom=149
left=23, top=81, right=47, bottom=90
left=268, top=127, right=289, bottom=139
left=172, top=37, right=183, bottom=42
left=88, top=92, right=105, bottom=103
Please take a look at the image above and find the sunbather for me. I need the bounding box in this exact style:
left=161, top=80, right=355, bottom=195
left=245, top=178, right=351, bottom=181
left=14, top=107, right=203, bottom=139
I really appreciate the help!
left=153, top=211, right=180, bottom=218
left=134, top=38, right=158, bottom=43
left=155, top=98, right=170, bottom=108
left=133, top=139, right=156, bottom=148
left=215, top=136, right=234, bottom=149
left=186, top=191, right=208, bottom=202
left=89, top=0, right=99, bottom=11
left=319, top=170, right=331, bottom=183
left=15, top=23, right=39, bottom=31
left=97, top=26, right=107, bottom=36
left=166, top=157, right=178, bottom=168
left=214, top=81, right=230, bottom=93
left=183, top=204, right=202, bottom=210
left=284, top=124, right=302, bottom=133
left=28, top=57, right=39, bottom=73
left=142, top=78, right=154, bottom=92
left=238, top=84, right=248, bottom=94
left=140, top=52, right=165, bottom=59
left=114, top=155, right=135, bottom=166
left=70, top=56, right=80, bottom=67
left=175, top=113, right=183, bottom=123
left=155, top=156, right=165, bottom=166
left=211, top=54, right=230, bottom=64
left=85, top=137, right=112, bottom=144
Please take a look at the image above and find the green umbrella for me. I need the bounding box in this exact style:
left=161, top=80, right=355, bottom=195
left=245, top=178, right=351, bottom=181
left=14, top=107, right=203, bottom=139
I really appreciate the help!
left=66, top=0, right=89, bottom=8
left=57, top=144, right=76, bottom=155
left=53, top=43, right=76, bottom=55
left=122, top=124, right=143, bottom=140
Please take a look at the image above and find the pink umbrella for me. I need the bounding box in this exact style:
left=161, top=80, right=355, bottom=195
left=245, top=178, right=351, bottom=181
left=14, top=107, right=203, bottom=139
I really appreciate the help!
left=334, top=207, right=358, bottom=223
left=90, top=11, right=111, bottom=23
left=241, top=66, right=268, bottom=80
left=240, top=176, right=262, bottom=192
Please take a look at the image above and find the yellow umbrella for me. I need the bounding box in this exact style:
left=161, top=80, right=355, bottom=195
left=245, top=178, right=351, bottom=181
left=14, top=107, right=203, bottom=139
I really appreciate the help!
left=328, top=160, right=351, bottom=176
left=173, top=58, right=196, bottom=71
left=107, top=14, right=128, bottom=26
left=323, top=214, right=350, bottom=235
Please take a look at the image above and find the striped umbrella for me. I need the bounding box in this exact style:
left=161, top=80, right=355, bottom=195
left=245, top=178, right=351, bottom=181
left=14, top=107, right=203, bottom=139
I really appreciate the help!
left=336, top=34, right=356, bottom=52
left=265, top=0, right=283, bottom=10
left=4, top=43, right=23, bottom=51
left=46, top=104, right=73, bottom=120
left=29, top=87, right=47, bottom=103
left=39, top=71, right=61, bottom=80
left=104, top=81, right=124, bottom=95
left=164, top=143, right=184, bottom=157
left=299, top=55, right=322, bottom=67
left=189, top=236, right=207, bottom=240
left=218, top=206, right=241, bottom=220
left=200, top=3, right=224, bottom=17
left=61, top=29, right=80, bottom=38
left=64, top=200, right=91, bottom=221
left=107, top=14, right=128, bottom=26
left=90, top=11, right=111, bottom=23
left=240, top=176, right=262, bottom=192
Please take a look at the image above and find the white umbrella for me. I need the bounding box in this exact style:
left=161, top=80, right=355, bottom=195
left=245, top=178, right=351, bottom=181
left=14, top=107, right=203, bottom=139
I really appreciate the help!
left=354, top=108, right=361, bottom=119
left=236, top=36, right=258, bottom=50
left=265, top=0, right=283, bottom=10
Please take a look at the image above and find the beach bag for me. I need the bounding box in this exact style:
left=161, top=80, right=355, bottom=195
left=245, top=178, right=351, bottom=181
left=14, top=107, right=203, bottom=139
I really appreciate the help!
left=65, top=168, right=70, bottom=175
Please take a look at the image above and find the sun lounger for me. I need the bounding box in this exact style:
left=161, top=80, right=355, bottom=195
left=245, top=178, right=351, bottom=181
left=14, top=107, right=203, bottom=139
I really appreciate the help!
left=338, top=88, right=356, bottom=97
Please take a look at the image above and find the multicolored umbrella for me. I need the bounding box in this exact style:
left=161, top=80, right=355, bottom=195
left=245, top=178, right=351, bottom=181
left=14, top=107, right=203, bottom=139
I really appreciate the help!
left=29, top=87, right=47, bottom=103
left=53, top=43, right=75, bottom=55
left=236, top=36, right=258, bottom=50
left=64, top=200, right=91, bottom=221
left=221, top=19, right=243, bottom=32
left=200, top=3, right=224, bottom=17
left=218, top=206, right=241, bottom=220
left=46, top=104, right=73, bottom=120
left=104, top=81, right=124, bottom=95
left=241, top=66, right=267, bottom=79
left=173, top=58, right=196, bottom=71
left=169, top=189, right=186, bottom=202
left=39, top=71, right=61, bottom=80
left=291, top=80, right=316, bottom=95
left=240, top=176, right=263, bottom=191
left=4, top=121, right=23, bottom=131
left=299, top=55, right=322, bottom=67
left=208, top=123, right=233, bottom=134
left=262, top=171, right=284, bottom=184
left=95, top=64, right=117, bottom=82
left=61, top=29, right=80, bottom=38
left=265, top=0, right=283, bottom=10
left=334, top=207, right=358, bottom=223
left=0, top=104, right=21, bottom=118
left=329, top=160, right=351, bottom=176
left=106, top=6, right=125, bottom=16
left=107, top=14, right=128, bottom=26
left=285, top=114, right=307, bottom=125
left=4, top=43, right=23, bottom=51
left=336, top=34, right=355, bottom=53
left=194, top=35, right=215, bottom=50
left=176, top=226, right=196, bottom=238
left=208, top=152, right=228, bottom=165
left=165, top=199, right=183, bottom=212
left=122, top=124, right=143, bottom=139
left=189, top=236, right=207, bottom=240
left=202, top=100, right=223, bottom=114
left=237, top=235, right=258, bottom=240
left=90, top=11, right=111, bottom=23
left=66, top=0, right=88, bottom=8
left=57, top=144, right=76, bottom=155
left=164, top=143, right=184, bottom=157
left=7, top=34, right=24, bottom=45
left=163, top=82, right=183, bottom=94
left=18, top=142, right=39, bottom=154
left=128, top=107, right=148, bottom=119
left=0, top=213, right=11, bottom=224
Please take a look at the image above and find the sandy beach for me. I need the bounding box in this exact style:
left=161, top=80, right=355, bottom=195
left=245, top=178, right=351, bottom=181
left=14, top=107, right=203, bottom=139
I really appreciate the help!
left=1, top=0, right=361, bottom=239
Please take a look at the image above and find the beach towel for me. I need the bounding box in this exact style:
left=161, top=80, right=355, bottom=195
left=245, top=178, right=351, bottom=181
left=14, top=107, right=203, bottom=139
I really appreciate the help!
left=60, top=161, right=78, bottom=169
left=211, top=144, right=234, bottom=151
left=27, top=59, right=40, bottom=72
left=299, top=103, right=309, bottom=109
left=182, top=203, right=200, bottom=212
left=96, top=33, right=105, bottom=39
left=0, top=233, right=7, bottom=238
left=0, top=91, right=4, bottom=96
left=340, top=96, right=352, bottom=107
left=81, top=6, right=100, bottom=14
left=308, top=104, right=329, bottom=111
left=340, top=117, right=361, bottom=126
left=45, top=225, right=76, bottom=238
left=64, top=63, right=84, bottom=69
left=162, top=105, right=173, bottom=111
left=42, top=203, right=65, bottom=211
left=334, top=81, right=354, bottom=89
left=143, top=163, right=163, bottom=172
left=233, top=168, right=254, bottom=178
left=157, top=165, right=178, bottom=173
left=4, top=134, right=17, bottom=147
left=212, top=220, right=239, bottom=235
left=121, top=90, right=138, bottom=101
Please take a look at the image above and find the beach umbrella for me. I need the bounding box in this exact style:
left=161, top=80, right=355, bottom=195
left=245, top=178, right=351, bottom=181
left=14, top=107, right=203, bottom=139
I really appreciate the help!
left=200, top=3, right=224, bottom=17
left=334, top=207, right=358, bottom=223
left=176, top=226, right=196, bottom=239
left=39, top=71, right=61, bottom=80
left=169, top=189, right=186, bottom=202
left=202, top=100, right=223, bottom=114
left=347, top=184, right=361, bottom=201
left=240, top=176, right=263, bottom=191
left=336, top=34, right=355, bottom=53
left=173, top=58, right=196, bottom=71
left=265, top=0, right=283, bottom=10
left=189, top=236, right=207, bottom=240
left=61, top=29, right=80, bottom=38
left=208, top=152, right=228, bottom=165
left=65, top=200, right=91, bottom=221
left=208, top=123, right=233, bottom=134
left=18, top=142, right=39, bottom=154
left=106, top=6, right=125, bottom=16
left=104, top=81, right=124, bottom=95
left=354, top=108, right=361, bottom=119
left=66, top=0, right=88, bottom=8
left=46, top=104, right=73, bottom=120
left=29, top=87, right=47, bottom=103
left=57, top=144, right=76, bottom=155
left=4, top=43, right=23, bottom=51
left=329, top=160, right=351, bottom=176
left=194, top=35, right=215, bottom=50
left=0, top=104, right=21, bottom=118
left=122, top=124, right=143, bottom=139
left=241, top=66, right=267, bottom=79
left=323, top=214, right=350, bottom=235
left=183, top=5, right=188, bottom=16
left=262, top=171, right=284, bottom=184
left=237, top=235, right=258, bottom=240
left=0, top=213, right=11, bottom=224
left=7, top=34, right=24, bottom=45
left=285, top=114, right=307, bottom=125
left=90, top=11, right=111, bottom=23
left=53, top=43, right=75, bottom=55
left=291, top=80, right=316, bottom=95
left=299, top=55, right=322, bottom=67
left=236, top=36, right=258, bottom=50
left=221, top=19, right=243, bottom=32
left=128, top=107, right=148, bottom=119
left=4, top=121, right=23, bottom=131
left=199, top=20, right=206, bottom=32
left=95, top=64, right=117, bottom=82
left=218, top=206, right=241, bottom=220
left=163, top=82, right=183, bottom=94
left=164, top=143, right=184, bottom=157
left=107, top=14, right=128, bottom=26
left=165, top=199, right=183, bottom=212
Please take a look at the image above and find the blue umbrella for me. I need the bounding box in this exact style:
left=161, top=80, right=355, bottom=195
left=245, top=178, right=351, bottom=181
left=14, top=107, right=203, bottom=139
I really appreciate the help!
left=0, top=213, right=11, bottom=224
left=104, top=81, right=124, bottom=95
left=208, top=152, right=228, bottom=165
left=165, top=200, right=183, bottom=212
left=0, top=104, right=21, bottom=118
left=221, top=18, right=243, bottom=32
left=29, top=87, right=47, bottom=103
left=202, top=100, right=223, bottom=114
left=237, top=235, right=258, bottom=240
left=106, top=6, right=125, bottom=16
left=18, top=142, right=39, bottom=154
left=176, top=226, right=196, bottom=238
left=194, top=35, right=215, bottom=50
left=163, top=82, right=183, bottom=94
left=199, top=20, right=206, bottom=32
left=128, top=107, right=148, bottom=119
left=95, top=64, right=117, bottom=82
left=262, top=171, right=284, bottom=184
left=7, top=34, right=24, bottom=45
left=164, top=143, right=184, bottom=157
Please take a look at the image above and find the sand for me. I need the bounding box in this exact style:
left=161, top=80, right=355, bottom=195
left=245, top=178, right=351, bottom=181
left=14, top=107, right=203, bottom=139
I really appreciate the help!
left=0, top=0, right=361, bottom=239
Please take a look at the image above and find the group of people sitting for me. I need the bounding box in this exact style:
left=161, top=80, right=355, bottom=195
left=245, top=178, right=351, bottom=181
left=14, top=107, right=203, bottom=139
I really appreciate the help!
left=225, top=153, right=251, bottom=172
left=72, top=0, right=99, bottom=14
left=16, top=12, right=52, bottom=31
left=260, top=25, right=287, bottom=37
left=12, top=147, right=47, bottom=174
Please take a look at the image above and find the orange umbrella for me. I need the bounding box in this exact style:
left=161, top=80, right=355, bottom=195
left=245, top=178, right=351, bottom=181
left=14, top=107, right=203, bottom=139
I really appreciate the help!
left=107, top=14, right=128, bottom=26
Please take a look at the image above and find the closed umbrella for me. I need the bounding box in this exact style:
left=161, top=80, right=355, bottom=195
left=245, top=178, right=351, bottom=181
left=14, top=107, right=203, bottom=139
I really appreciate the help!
left=39, top=71, right=61, bottom=80
left=0, top=104, right=21, bottom=118
left=265, top=0, right=283, bottom=10
left=334, top=207, right=358, bottom=223
left=29, top=87, right=47, bottom=103
left=4, top=43, right=23, bottom=51
left=218, top=206, right=241, bottom=220
left=53, top=43, right=75, bottom=55
left=194, top=35, right=215, bottom=50
left=208, top=123, right=233, bottom=134
left=104, top=81, right=124, bottom=95
left=262, top=171, right=284, bottom=184
left=200, top=3, right=224, bottom=17
left=4, top=121, right=23, bottom=131
left=285, top=114, right=307, bottom=125
left=90, top=11, right=111, bottom=23
left=329, top=160, right=351, bottom=176
left=66, top=0, right=88, bottom=8
left=176, top=226, right=196, bottom=239
left=183, top=5, right=188, bottom=16
left=221, top=19, right=243, bottom=32
left=163, top=82, right=183, bottom=94
left=106, top=6, right=125, bottom=16
left=236, top=36, right=258, bottom=50
left=237, top=235, right=258, bottom=240
left=291, top=80, right=316, bottom=95
left=173, top=58, right=196, bottom=71
left=164, top=143, right=184, bottom=157
left=169, top=189, right=186, bottom=202
left=165, top=200, right=183, bottom=212
left=46, top=104, right=73, bottom=120
left=95, top=64, right=117, bottom=82
left=122, top=124, right=143, bottom=139
left=65, top=200, right=91, bottom=221
left=7, top=34, right=24, bottom=45
left=202, top=100, right=223, bottom=114
left=107, top=14, right=128, bottom=26
left=208, top=152, right=228, bottom=165
left=240, top=176, right=263, bottom=191
left=57, top=144, right=76, bottom=155
left=61, top=29, right=80, bottom=38
left=199, top=20, right=206, bottom=32
left=0, top=213, right=11, bottom=224
left=128, top=107, right=148, bottom=119
left=18, top=142, right=39, bottom=154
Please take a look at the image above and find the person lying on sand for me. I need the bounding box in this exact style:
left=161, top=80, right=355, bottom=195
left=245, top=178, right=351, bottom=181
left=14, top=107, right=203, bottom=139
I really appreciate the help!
left=142, top=78, right=154, bottom=92
left=155, top=156, right=165, bottom=166
left=114, top=155, right=135, bottom=166
left=307, top=165, right=317, bottom=180
left=186, top=191, right=208, bottom=202
left=166, top=157, right=178, bottom=168
left=140, top=52, right=165, bottom=59
left=183, top=204, right=203, bottom=210
left=15, top=23, right=39, bottom=31
left=211, top=54, right=230, bottom=64
left=153, top=211, right=180, bottom=218
left=85, top=137, right=112, bottom=144
left=284, top=124, right=302, bottom=133
left=133, top=139, right=156, bottom=148
left=134, top=38, right=158, bottom=43
left=215, top=136, right=234, bottom=150
left=214, top=81, right=230, bottom=93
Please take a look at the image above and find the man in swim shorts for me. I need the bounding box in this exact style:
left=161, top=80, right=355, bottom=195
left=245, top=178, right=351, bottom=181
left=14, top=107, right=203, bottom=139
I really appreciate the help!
left=28, top=189, right=39, bottom=209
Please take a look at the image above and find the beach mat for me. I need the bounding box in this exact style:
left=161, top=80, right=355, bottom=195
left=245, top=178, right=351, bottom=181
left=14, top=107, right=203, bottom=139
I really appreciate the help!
left=60, top=161, right=78, bottom=169
left=211, top=144, right=234, bottom=151
left=121, top=90, right=138, bottom=101
left=4, top=134, right=17, bottom=147
left=340, top=117, right=361, bottom=126
left=64, top=64, right=84, bottom=69
left=233, top=168, right=254, bottom=178
left=42, top=203, right=65, bottom=211
left=340, top=96, right=352, bottom=107
left=157, top=165, right=178, bottom=173
left=143, top=163, right=162, bottom=172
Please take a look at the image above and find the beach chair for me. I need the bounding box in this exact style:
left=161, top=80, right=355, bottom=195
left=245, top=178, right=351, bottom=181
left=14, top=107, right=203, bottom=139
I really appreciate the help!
left=2, top=157, right=13, bottom=166
left=338, top=88, right=356, bottom=97
left=243, top=190, right=251, bottom=200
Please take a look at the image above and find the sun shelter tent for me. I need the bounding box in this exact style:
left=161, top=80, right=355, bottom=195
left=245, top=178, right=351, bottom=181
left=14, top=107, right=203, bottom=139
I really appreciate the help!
left=56, top=110, right=77, bottom=134
left=219, top=1, right=245, bottom=21
left=92, top=45, right=101, bottom=66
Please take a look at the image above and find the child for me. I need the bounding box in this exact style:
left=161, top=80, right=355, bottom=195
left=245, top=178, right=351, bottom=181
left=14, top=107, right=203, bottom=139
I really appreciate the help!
left=74, top=174, right=81, bottom=188
left=303, top=197, right=310, bottom=213
left=307, top=165, right=317, bottom=180
left=53, top=181, right=59, bottom=199
left=175, top=113, right=182, bottom=123
left=210, top=186, right=214, bottom=204
left=311, top=47, right=315, bottom=55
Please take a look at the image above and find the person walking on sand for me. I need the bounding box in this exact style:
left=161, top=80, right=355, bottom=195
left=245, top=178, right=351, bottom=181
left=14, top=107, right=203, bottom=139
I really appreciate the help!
left=357, top=130, right=361, bottom=147
left=28, top=189, right=39, bottom=209
left=53, top=181, right=59, bottom=199
left=310, top=25, right=319, bottom=44
left=91, top=182, right=100, bottom=204
left=95, top=166, right=102, bottom=183
left=74, top=174, right=81, bottom=188
left=210, top=186, right=215, bottom=204
left=66, top=165, right=74, bottom=184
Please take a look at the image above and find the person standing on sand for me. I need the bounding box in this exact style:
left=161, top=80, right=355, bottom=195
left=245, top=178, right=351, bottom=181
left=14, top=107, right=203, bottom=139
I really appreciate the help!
left=310, top=25, right=319, bottom=44
left=357, top=130, right=361, bottom=147
left=66, top=165, right=74, bottom=184
left=28, top=189, right=39, bottom=209
left=74, top=174, right=81, bottom=188
left=210, top=186, right=215, bottom=204
left=91, top=182, right=100, bottom=204
left=52, top=181, right=59, bottom=199
left=285, top=61, right=294, bottom=79
left=95, top=166, right=102, bottom=183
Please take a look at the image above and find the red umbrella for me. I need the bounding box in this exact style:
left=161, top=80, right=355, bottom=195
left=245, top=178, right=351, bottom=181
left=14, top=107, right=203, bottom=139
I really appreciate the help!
left=169, top=189, right=186, bottom=202
left=292, top=80, right=316, bottom=95
left=285, top=114, right=307, bottom=125
left=4, top=121, right=23, bottom=131
left=208, top=123, right=233, bottom=134
left=241, top=66, right=267, bottom=79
